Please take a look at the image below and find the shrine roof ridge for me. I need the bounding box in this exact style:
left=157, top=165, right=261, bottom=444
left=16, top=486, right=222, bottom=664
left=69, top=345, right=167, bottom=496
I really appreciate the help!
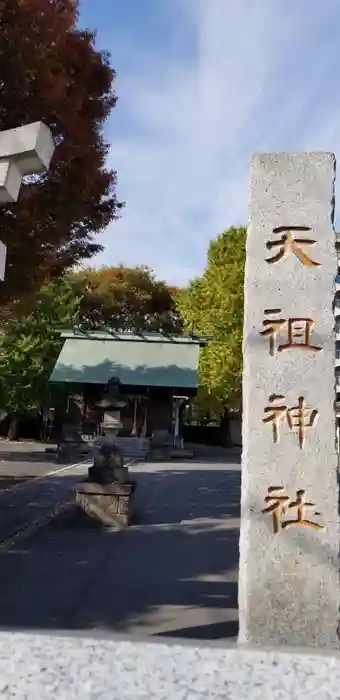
left=56, top=328, right=208, bottom=346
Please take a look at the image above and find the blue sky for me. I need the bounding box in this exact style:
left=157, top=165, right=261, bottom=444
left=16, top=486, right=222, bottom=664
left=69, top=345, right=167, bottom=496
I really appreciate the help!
left=78, top=0, right=340, bottom=285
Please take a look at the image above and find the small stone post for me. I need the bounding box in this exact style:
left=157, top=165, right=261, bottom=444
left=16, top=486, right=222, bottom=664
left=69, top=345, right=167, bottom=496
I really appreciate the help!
left=0, top=121, right=55, bottom=278
left=239, top=153, right=339, bottom=648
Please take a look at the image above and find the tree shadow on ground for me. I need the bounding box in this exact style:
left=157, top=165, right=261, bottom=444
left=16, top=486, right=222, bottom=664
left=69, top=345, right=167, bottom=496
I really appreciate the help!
left=0, top=462, right=241, bottom=642
left=133, top=466, right=241, bottom=523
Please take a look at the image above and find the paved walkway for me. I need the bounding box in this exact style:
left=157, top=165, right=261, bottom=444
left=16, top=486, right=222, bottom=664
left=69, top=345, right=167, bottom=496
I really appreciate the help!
left=0, top=441, right=86, bottom=490
left=0, top=456, right=240, bottom=641
left=0, top=463, right=89, bottom=546
left=0, top=441, right=90, bottom=544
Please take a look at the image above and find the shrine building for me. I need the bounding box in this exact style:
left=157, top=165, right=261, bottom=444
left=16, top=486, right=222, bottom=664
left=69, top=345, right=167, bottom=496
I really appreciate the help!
left=49, top=329, right=205, bottom=440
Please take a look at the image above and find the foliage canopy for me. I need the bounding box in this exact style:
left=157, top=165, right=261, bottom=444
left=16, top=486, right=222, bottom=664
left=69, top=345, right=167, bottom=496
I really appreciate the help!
left=176, top=226, right=246, bottom=414
left=0, top=279, right=80, bottom=421
left=0, top=0, right=121, bottom=315
left=71, top=265, right=182, bottom=333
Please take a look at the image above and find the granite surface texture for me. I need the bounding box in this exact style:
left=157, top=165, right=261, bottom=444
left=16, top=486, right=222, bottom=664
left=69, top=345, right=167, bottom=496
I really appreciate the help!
left=0, top=632, right=340, bottom=698
left=239, top=152, right=339, bottom=647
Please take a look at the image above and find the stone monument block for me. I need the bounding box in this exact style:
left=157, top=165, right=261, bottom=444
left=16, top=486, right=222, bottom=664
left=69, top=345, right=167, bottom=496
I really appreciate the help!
left=0, top=241, right=7, bottom=281
left=0, top=122, right=54, bottom=204
left=75, top=441, right=136, bottom=529
left=0, top=121, right=55, bottom=174
left=0, top=121, right=55, bottom=280
left=239, top=153, right=339, bottom=648
left=0, top=160, right=22, bottom=204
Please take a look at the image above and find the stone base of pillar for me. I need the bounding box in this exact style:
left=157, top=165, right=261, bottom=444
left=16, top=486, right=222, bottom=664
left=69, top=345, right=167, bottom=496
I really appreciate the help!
left=75, top=480, right=136, bottom=530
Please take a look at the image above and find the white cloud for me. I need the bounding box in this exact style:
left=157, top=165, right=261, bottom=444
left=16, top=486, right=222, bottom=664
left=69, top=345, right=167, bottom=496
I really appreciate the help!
left=93, top=0, right=340, bottom=285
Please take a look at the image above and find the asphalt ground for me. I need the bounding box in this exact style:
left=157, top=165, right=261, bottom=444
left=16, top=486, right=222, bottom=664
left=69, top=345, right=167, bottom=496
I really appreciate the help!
left=0, top=441, right=90, bottom=545
left=0, top=453, right=241, bottom=642
left=0, top=440, right=76, bottom=491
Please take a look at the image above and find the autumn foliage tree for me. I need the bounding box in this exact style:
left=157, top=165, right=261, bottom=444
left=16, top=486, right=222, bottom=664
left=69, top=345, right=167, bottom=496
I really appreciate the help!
left=176, top=226, right=246, bottom=415
left=70, top=265, right=183, bottom=333
left=0, top=0, right=121, bottom=315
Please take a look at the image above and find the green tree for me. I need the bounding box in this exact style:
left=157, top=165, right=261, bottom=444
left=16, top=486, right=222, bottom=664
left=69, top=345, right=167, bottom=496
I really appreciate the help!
left=176, top=226, right=246, bottom=415
left=0, top=278, right=80, bottom=439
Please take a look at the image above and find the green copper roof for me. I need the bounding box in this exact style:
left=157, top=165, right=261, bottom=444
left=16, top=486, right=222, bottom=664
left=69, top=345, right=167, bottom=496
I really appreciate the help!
left=49, top=332, right=201, bottom=388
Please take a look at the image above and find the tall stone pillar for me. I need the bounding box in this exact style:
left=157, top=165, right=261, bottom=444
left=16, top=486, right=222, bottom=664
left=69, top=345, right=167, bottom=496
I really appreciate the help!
left=239, top=153, right=339, bottom=648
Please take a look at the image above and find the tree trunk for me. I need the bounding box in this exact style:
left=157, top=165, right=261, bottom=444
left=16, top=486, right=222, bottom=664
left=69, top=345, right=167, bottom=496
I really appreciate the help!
left=7, top=415, right=19, bottom=441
